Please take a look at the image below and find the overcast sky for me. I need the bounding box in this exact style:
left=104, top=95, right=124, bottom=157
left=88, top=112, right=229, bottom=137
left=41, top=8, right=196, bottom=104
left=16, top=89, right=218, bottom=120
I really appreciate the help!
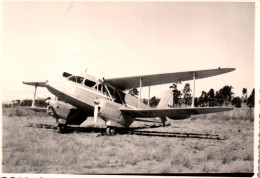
left=2, top=2, right=255, bottom=101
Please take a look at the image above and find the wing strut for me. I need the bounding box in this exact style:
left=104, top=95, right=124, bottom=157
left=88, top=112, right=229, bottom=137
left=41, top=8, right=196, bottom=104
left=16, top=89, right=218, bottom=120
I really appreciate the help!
left=191, top=72, right=196, bottom=108
left=138, top=77, right=142, bottom=108
left=32, top=84, right=38, bottom=107
left=148, top=85, right=150, bottom=108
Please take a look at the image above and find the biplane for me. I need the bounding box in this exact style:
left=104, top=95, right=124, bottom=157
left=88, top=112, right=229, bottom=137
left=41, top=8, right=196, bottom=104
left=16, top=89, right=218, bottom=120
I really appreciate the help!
left=23, top=67, right=235, bottom=135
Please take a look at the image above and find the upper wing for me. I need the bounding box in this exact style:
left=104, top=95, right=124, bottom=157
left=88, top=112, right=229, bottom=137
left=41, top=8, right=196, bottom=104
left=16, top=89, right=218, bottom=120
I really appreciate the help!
left=23, top=81, right=47, bottom=87
left=104, top=68, right=235, bottom=90
left=121, top=107, right=234, bottom=119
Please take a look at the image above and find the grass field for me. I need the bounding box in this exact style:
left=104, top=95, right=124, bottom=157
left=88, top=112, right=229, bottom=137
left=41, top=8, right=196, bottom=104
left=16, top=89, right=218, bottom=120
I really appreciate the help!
left=2, top=107, right=254, bottom=174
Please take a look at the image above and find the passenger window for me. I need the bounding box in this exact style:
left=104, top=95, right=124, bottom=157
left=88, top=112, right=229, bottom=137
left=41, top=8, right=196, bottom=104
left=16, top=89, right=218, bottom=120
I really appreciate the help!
left=68, top=76, right=84, bottom=84
left=84, top=79, right=96, bottom=87
left=69, top=76, right=77, bottom=82
left=98, top=84, right=103, bottom=92
left=76, top=77, right=84, bottom=84
left=95, top=84, right=103, bottom=92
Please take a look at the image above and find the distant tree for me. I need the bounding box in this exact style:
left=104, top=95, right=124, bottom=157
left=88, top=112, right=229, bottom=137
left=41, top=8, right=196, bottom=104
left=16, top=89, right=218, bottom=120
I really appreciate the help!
left=199, top=91, right=208, bottom=107
left=15, top=99, right=21, bottom=106
left=242, top=88, right=247, bottom=97
left=207, top=88, right=218, bottom=107
left=142, top=98, right=148, bottom=105
left=215, top=86, right=234, bottom=106
left=242, top=88, right=248, bottom=103
left=11, top=100, right=21, bottom=107
left=170, top=82, right=182, bottom=107
left=232, top=97, right=242, bottom=108
left=128, top=88, right=139, bottom=96
left=208, top=98, right=218, bottom=107
left=208, top=89, right=215, bottom=99
left=182, top=83, right=192, bottom=106
left=247, top=88, right=255, bottom=108
left=20, top=99, right=32, bottom=107
left=35, top=99, right=48, bottom=107
left=149, top=96, right=160, bottom=107
left=2, top=104, right=11, bottom=108
left=221, top=85, right=234, bottom=102
left=194, top=97, right=200, bottom=107
left=215, top=90, right=225, bottom=106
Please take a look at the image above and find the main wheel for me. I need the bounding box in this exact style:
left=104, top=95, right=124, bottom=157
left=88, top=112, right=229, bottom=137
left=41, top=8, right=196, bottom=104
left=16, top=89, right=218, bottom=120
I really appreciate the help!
left=106, top=127, right=116, bottom=136
left=162, top=122, right=166, bottom=127
left=58, top=124, right=68, bottom=134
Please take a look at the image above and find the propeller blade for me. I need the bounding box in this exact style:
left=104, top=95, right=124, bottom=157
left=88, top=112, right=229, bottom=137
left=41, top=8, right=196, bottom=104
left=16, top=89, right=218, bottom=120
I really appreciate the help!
left=94, top=104, right=98, bottom=125
left=93, top=97, right=100, bottom=127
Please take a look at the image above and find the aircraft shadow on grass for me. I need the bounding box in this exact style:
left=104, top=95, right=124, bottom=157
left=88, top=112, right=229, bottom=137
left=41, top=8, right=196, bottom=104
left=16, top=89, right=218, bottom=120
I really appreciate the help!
left=28, top=123, right=224, bottom=140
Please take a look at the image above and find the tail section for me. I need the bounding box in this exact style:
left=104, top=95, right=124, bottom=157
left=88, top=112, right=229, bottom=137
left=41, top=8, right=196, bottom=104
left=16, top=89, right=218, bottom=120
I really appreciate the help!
left=157, top=89, right=173, bottom=109
left=156, top=89, right=173, bottom=126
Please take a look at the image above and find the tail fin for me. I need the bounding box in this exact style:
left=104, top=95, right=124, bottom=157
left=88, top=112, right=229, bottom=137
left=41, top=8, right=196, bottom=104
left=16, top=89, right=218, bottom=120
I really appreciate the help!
left=157, top=89, right=173, bottom=109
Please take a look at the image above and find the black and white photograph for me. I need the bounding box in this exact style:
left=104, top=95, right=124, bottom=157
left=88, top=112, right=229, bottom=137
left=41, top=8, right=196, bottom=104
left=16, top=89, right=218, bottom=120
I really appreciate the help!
left=1, top=1, right=257, bottom=176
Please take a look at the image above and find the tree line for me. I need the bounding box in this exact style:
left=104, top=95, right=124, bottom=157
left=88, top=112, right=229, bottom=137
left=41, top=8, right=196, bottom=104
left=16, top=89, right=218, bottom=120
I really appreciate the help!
left=2, top=97, right=51, bottom=108
left=171, top=83, right=254, bottom=108
left=129, top=84, right=255, bottom=108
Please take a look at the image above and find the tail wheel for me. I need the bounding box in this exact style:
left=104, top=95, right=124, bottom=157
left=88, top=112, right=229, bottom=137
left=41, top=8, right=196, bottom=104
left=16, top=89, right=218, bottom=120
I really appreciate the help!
left=58, top=124, right=68, bottom=134
left=106, top=127, right=116, bottom=136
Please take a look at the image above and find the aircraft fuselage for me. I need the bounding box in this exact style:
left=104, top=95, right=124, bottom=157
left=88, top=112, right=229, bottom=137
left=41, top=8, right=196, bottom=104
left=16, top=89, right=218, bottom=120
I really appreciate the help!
left=46, top=72, right=139, bottom=128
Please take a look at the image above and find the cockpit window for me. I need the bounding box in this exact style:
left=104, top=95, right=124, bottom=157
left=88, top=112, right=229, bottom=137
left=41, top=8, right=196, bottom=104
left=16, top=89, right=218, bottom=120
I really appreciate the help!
left=84, top=79, right=96, bottom=87
left=68, top=76, right=84, bottom=84
left=95, top=84, right=103, bottom=92
left=63, top=72, right=72, bottom=78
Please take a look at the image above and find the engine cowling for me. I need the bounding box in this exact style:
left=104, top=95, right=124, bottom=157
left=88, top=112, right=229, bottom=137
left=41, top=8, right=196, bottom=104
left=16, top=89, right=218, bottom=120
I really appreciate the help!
left=98, top=99, right=134, bottom=128
left=47, top=99, right=89, bottom=125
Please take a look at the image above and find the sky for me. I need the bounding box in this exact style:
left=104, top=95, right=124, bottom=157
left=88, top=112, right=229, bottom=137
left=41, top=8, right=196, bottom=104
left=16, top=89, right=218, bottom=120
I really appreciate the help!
left=2, top=2, right=255, bottom=102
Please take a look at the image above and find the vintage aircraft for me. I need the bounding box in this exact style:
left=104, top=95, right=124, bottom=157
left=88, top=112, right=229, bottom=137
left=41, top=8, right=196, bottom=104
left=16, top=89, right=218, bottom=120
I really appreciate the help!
left=23, top=67, right=235, bottom=135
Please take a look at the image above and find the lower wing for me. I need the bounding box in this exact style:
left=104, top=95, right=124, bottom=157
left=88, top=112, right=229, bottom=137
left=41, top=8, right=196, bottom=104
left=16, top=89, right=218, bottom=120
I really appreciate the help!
left=121, top=107, right=233, bottom=119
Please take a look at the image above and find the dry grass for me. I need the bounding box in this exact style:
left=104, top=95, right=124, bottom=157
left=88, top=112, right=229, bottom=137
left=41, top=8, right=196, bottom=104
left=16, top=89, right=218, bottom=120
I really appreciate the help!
left=2, top=108, right=254, bottom=174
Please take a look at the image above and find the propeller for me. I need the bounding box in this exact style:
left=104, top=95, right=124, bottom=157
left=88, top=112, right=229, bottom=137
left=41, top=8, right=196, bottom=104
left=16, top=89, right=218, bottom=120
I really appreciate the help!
left=93, top=97, right=100, bottom=127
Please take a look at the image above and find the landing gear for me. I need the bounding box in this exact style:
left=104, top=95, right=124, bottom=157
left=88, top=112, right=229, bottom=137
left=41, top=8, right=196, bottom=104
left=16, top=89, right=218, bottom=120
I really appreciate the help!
left=106, top=127, right=116, bottom=136
left=162, top=122, right=166, bottom=127
left=58, top=124, right=69, bottom=134
left=161, top=117, right=167, bottom=127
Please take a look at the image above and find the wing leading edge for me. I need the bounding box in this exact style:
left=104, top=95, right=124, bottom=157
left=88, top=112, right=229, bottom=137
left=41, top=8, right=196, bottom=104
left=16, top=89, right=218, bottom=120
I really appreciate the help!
left=105, top=68, right=235, bottom=90
left=121, top=107, right=234, bottom=119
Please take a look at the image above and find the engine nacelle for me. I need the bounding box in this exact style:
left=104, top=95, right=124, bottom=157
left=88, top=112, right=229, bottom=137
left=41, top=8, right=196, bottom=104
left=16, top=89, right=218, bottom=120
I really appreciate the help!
left=47, top=99, right=90, bottom=125
left=98, top=99, right=134, bottom=128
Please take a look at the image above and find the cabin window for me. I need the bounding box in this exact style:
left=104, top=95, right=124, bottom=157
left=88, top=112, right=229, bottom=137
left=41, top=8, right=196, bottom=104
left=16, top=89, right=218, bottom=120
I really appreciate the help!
left=69, top=76, right=77, bottom=82
left=68, top=76, right=84, bottom=84
left=76, top=77, right=84, bottom=84
left=84, top=79, right=96, bottom=87
left=95, top=84, right=103, bottom=92
left=63, top=72, right=72, bottom=78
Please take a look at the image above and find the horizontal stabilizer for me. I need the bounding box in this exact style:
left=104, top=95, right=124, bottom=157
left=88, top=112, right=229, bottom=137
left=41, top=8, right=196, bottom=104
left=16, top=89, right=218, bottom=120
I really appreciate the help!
left=23, top=81, right=47, bottom=87
left=121, top=107, right=234, bottom=120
